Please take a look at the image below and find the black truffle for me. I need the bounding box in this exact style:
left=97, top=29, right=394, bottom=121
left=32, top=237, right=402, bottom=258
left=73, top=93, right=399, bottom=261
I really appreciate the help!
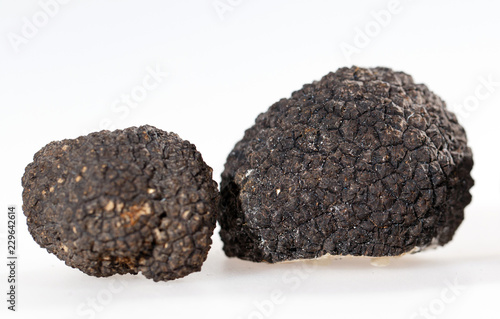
left=22, top=125, right=218, bottom=281
left=219, top=67, right=474, bottom=263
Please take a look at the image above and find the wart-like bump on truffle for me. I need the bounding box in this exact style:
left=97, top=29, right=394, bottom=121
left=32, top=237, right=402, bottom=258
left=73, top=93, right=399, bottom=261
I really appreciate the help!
left=22, top=125, right=219, bottom=281
left=219, top=67, right=474, bottom=263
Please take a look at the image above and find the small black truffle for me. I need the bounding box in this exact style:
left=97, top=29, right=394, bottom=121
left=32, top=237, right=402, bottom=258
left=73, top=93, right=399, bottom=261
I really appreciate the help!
left=22, top=125, right=218, bottom=281
left=219, top=67, right=474, bottom=263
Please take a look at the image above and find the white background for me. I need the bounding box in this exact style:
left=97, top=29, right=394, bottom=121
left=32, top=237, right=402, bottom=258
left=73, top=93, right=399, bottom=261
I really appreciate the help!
left=1, top=1, right=499, bottom=318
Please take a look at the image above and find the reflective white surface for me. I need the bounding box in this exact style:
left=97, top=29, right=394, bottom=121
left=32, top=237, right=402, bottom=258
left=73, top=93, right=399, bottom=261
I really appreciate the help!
left=1, top=1, right=499, bottom=318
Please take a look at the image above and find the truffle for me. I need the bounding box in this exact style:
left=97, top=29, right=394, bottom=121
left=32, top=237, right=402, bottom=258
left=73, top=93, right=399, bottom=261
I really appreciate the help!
left=219, top=67, right=474, bottom=263
left=22, top=125, right=218, bottom=281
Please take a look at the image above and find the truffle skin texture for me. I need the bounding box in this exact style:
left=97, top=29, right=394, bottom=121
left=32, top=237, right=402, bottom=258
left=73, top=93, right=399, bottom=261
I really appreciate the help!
left=22, top=125, right=219, bottom=281
left=219, top=67, right=474, bottom=263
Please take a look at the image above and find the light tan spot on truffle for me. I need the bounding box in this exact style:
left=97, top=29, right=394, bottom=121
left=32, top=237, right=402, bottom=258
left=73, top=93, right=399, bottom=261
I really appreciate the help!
left=75, top=176, right=82, bottom=182
left=104, top=201, right=115, bottom=212
left=115, top=201, right=124, bottom=212
left=181, top=210, right=191, bottom=220
left=120, top=203, right=152, bottom=226
left=115, top=257, right=136, bottom=269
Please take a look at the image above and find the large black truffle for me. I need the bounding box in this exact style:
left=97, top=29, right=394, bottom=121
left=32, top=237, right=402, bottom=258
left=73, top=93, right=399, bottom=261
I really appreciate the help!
left=22, top=125, right=218, bottom=281
left=219, top=67, right=474, bottom=263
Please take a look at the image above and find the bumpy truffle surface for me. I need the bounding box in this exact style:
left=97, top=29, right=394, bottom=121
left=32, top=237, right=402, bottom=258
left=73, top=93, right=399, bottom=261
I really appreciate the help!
left=22, top=125, right=218, bottom=281
left=220, top=67, right=474, bottom=263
